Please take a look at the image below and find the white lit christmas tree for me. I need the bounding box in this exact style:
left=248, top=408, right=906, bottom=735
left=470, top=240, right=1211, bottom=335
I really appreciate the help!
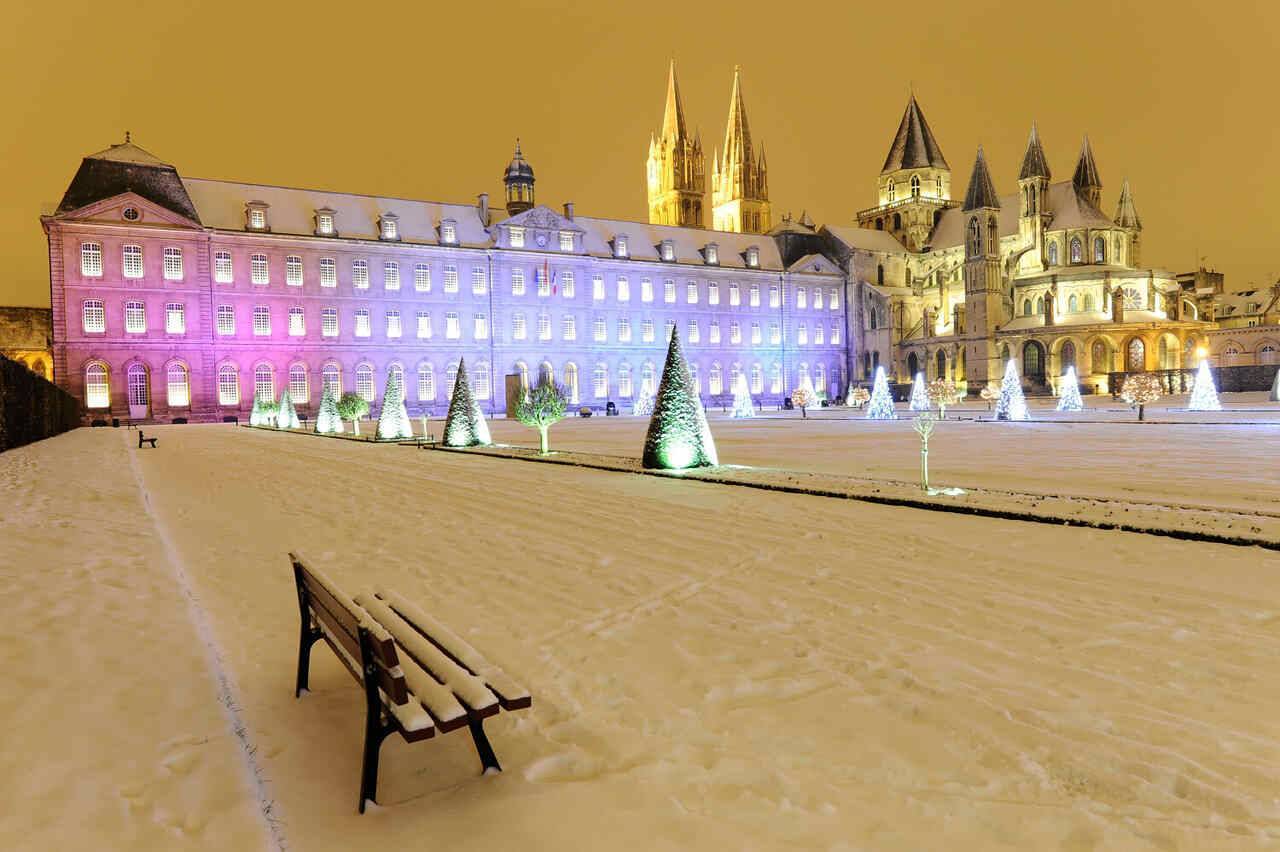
left=632, top=379, right=655, bottom=416
left=275, top=388, right=300, bottom=429
left=908, top=372, right=929, bottom=411
left=995, top=360, right=1030, bottom=421
left=865, top=366, right=897, bottom=420
left=442, top=357, right=491, bottom=447
left=1271, top=367, right=1280, bottom=402
left=249, top=391, right=276, bottom=427
left=1187, top=360, right=1222, bottom=411
left=642, top=327, right=718, bottom=469
left=730, top=373, right=755, bottom=418
left=314, top=384, right=343, bottom=434
left=376, top=370, right=414, bottom=440
left=1055, top=366, right=1084, bottom=412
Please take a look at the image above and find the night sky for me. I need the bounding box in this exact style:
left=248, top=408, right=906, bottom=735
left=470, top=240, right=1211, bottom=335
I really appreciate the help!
left=2, top=0, right=1274, bottom=307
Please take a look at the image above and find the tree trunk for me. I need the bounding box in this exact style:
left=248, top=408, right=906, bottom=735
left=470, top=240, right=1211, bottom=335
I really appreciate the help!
left=352, top=418, right=360, bottom=436
left=1138, top=404, right=1145, bottom=422
left=801, top=406, right=807, bottom=419
left=538, top=425, right=549, bottom=454
left=920, top=442, right=930, bottom=491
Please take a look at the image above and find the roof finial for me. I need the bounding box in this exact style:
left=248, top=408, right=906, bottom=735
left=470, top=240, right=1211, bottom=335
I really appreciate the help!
left=125, top=130, right=131, bottom=144
left=514, top=137, right=522, bottom=157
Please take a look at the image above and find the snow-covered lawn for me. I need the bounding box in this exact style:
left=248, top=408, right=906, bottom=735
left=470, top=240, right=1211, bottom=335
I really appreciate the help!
left=3, top=424, right=1279, bottom=850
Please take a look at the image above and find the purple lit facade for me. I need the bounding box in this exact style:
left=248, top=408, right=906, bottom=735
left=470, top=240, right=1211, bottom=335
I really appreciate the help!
left=42, top=141, right=849, bottom=423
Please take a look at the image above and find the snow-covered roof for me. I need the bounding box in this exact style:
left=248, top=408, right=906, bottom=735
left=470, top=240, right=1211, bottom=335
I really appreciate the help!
left=822, top=225, right=908, bottom=254
left=930, top=181, right=1114, bottom=251
left=566, top=215, right=790, bottom=271
left=1000, top=309, right=1178, bottom=332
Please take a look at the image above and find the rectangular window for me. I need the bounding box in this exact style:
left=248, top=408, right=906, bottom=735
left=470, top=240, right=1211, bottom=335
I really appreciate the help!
left=386, top=310, right=402, bottom=338
left=441, top=221, right=456, bottom=243
left=509, top=226, right=525, bottom=248
left=559, top=231, right=574, bottom=252
left=642, top=319, right=654, bottom=343
left=797, top=287, right=807, bottom=309
left=253, top=305, right=271, bottom=336
left=317, top=213, right=334, bottom=235
left=511, top=268, right=525, bottom=296
left=289, top=367, right=308, bottom=402
left=80, top=242, right=103, bottom=277
left=214, top=250, right=233, bottom=283
left=414, top=263, right=430, bottom=292
left=708, top=282, right=720, bottom=305
left=289, top=307, right=305, bottom=336
left=750, top=284, right=760, bottom=307
left=561, top=314, right=576, bottom=341
left=474, top=313, right=488, bottom=340
left=124, top=301, right=146, bottom=333
left=446, top=312, right=460, bottom=339
left=82, top=299, right=105, bottom=332
left=797, top=323, right=808, bottom=345
left=730, top=321, right=741, bottom=344
left=537, top=313, right=551, bottom=341
left=561, top=270, right=575, bottom=298
left=829, top=288, right=840, bottom=310
left=687, top=281, right=698, bottom=304
left=641, top=278, right=653, bottom=302
left=664, top=279, right=675, bottom=303
left=163, top=247, right=184, bottom=281
left=592, top=275, right=604, bottom=301
left=815, top=324, right=825, bottom=345
left=770, top=286, right=780, bottom=308
left=688, top=319, right=700, bottom=343
left=618, top=318, right=632, bottom=342
left=321, top=307, right=338, bottom=337
left=751, top=322, right=761, bottom=344
left=831, top=324, right=841, bottom=344
left=384, top=261, right=400, bottom=290
left=249, top=209, right=266, bottom=230
left=250, top=253, right=269, bottom=285
left=512, top=313, right=526, bottom=340
left=416, top=311, right=432, bottom=339
left=122, top=245, right=143, bottom=279
left=616, top=276, right=630, bottom=302
left=729, top=283, right=740, bottom=306
left=665, top=319, right=675, bottom=341
left=217, top=305, right=235, bottom=336
left=444, top=265, right=458, bottom=293
left=165, top=302, right=185, bottom=334
left=709, top=321, right=721, bottom=344
left=354, top=309, right=370, bottom=337
left=471, top=266, right=487, bottom=295
left=320, top=257, right=337, bottom=287
left=813, top=289, right=824, bottom=310
left=770, top=323, right=781, bottom=344
left=286, top=255, right=303, bottom=286
left=593, top=317, right=606, bottom=342
left=352, top=259, right=369, bottom=289
left=536, top=267, right=550, bottom=297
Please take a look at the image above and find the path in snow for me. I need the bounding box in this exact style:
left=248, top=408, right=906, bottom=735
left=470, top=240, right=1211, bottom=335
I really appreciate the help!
left=117, top=423, right=1280, bottom=851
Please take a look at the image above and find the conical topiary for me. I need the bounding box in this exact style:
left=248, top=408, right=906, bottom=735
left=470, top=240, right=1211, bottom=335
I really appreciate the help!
left=1056, top=366, right=1084, bottom=412
left=730, top=373, right=755, bottom=418
left=315, top=384, right=343, bottom=434
left=249, top=391, right=277, bottom=427
left=909, top=372, right=929, bottom=411
left=642, top=328, right=718, bottom=469
left=275, top=388, right=300, bottom=429
left=995, top=360, right=1030, bottom=421
left=442, top=358, right=490, bottom=447
left=376, top=370, right=414, bottom=440
left=866, top=366, right=897, bottom=420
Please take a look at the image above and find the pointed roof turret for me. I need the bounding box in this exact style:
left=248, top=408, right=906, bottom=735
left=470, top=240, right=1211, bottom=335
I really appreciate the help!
left=1072, top=135, right=1102, bottom=193
left=962, top=147, right=1001, bottom=211
left=1018, top=123, right=1051, bottom=180
left=661, top=60, right=688, bottom=142
left=881, top=94, right=949, bottom=174
left=721, top=65, right=753, bottom=168
left=1114, top=179, right=1142, bottom=229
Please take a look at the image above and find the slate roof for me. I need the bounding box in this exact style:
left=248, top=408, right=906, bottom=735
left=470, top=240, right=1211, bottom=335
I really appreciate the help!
left=1018, top=124, right=1051, bottom=180
left=931, top=182, right=1114, bottom=250
left=822, top=225, right=909, bottom=254
left=881, top=95, right=949, bottom=174
left=961, top=148, right=1001, bottom=211
left=1114, top=179, right=1141, bottom=229
left=57, top=141, right=201, bottom=223
left=1072, top=136, right=1102, bottom=192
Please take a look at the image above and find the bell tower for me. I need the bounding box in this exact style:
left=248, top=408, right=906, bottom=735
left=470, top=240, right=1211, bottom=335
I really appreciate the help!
left=857, top=94, right=952, bottom=251
left=503, top=139, right=535, bottom=216
left=710, top=66, right=770, bottom=234
left=961, top=147, right=1004, bottom=390
left=1016, top=123, right=1051, bottom=273
left=646, top=61, right=705, bottom=228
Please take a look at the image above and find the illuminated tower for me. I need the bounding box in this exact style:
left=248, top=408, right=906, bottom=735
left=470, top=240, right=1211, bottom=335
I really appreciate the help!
left=961, top=147, right=1004, bottom=389
left=860, top=94, right=951, bottom=251
left=1072, top=135, right=1102, bottom=209
left=1016, top=123, right=1051, bottom=272
left=503, top=139, right=535, bottom=215
left=1114, top=178, right=1142, bottom=267
left=646, top=61, right=705, bottom=228
left=711, top=66, right=770, bottom=234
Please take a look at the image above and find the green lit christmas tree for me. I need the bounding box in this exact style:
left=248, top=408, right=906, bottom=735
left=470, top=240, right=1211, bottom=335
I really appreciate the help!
left=442, top=358, right=491, bottom=447
left=376, top=370, right=414, bottom=440
left=642, top=327, right=718, bottom=469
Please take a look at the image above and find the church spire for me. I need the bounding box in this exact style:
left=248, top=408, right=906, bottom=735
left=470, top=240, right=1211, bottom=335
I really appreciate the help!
left=881, top=94, right=948, bottom=174
left=962, top=147, right=1000, bottom=211
left=1114, top=178, right=1141, bottom=229
left=1018, top=123, right=1051, bottom=180
left=1072, top=135, right=1102, bottom=207
left=646, top=61, right=704, bottom=227
left=661, top=59, right=688, bottom=143
left=711, top=66, right=770, bottom=233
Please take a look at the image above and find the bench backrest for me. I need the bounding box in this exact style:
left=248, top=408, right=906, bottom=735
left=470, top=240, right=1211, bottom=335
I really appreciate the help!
left=290, top=553, right=408, bottom=706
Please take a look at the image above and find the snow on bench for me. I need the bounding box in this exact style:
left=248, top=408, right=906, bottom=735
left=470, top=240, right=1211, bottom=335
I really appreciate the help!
left=289, top=552, right=530, bottom=813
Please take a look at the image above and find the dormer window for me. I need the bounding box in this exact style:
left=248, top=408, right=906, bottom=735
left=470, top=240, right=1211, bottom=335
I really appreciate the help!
left=315, top=208, right=336, bottom=236
left=245, top=202, right=269, bottom=231
left=660, top=239, right=675, bottom=262
left=704, top=243, right=719, bottom=265
left=379, top=213, right=400, bottom=241
left=509, top=226, right=525, bottom=248
left=745, top=246, right=760, bottom=268
left=614, top=234, right=629, bottom=259
left=441, top=220, right=458, bottom=245
left=559, top=231, right=574, bottom=252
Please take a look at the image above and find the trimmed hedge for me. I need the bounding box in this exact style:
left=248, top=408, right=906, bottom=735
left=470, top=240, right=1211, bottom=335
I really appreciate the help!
left=0, top=355, right=80, bottom=452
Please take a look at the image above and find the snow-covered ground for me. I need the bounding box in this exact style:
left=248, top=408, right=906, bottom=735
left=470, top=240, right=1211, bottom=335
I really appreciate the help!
left=3, top=423, right=1279, bottom=850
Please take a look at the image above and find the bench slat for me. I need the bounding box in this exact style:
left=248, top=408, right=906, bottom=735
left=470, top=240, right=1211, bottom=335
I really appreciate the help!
left=374, top=588, right=531, bottom=712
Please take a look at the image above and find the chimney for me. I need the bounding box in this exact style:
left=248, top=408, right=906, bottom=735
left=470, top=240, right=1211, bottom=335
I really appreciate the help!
left=563, top=201, right=574, bottom=220
left=477, top=192, right=489, bottom=227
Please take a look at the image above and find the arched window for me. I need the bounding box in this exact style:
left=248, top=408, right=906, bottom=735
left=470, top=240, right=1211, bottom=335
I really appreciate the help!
left=1023, top=299, right=1033, bottom=317
left=966, top=218, right=981, bottom=257
left=218, top=364, right=240, bottom=405
left=418, top=363, right=435, bottom=401
left=892, top=212, right=902, bottom=230
left=814, top=363, right=826, bottom=393
left=254, top=364, right=275, bottom=401
left=875, top=218, right=883, bottom=231
left=876, top=264, right=885, bottom=285
left=1094, top=236, right=1106, bottom=263
left=869, top=307, right=879, bottom=329
left=750, top=363, right=763, bottom=393
left=618, top=363, right=633, bottom=398
left=936, top=349, right=947, bottom=380
left=1091, top=341, right=1108, bottom=374
left=322, top=363, right=341, bottom=396
left=1047, top=241, right=1059, bottom=266
left=1035, top=296, right=1044, bottom=315
left=1223, top=345, right=1242, bottom=366
left=85, top=362, right=109, bottom=409
left=1070, top=237, right=1083, bottom=263
left=1258, top=344, right=1278, bottom=365
left=1023, top=341, right=1044, bottom=377
left=1000, top=344, right=1011, bottom=363
left=473, top=361, right=491, bottom=400
left=640, top=362, right=655, bottom=396
left=709, top=362, right=723, bottom=396
left=539, top=360, right=554, bottom=386
left=166, top=363, right=189, bottom=407
left=907, top=353, right=918, bottom=377
left=127, top=363, right=150, bottom=410
left=564, top=363, right=579, bottom=404
left=886, top=181, right=895, bottom=202
left=1061, top=341, right=1076, bottom=369
left=446, top=362, right=460, bottom=400
left=1083, top=293, right=1095, bottom=311
left=289, top=364, right=308, bottom=403
left=729, top=362, right=743, bottom=395
left=355, top=364, right=374, bottom=401
left=1158, top=337, right=1174, bottom=370
left=862, top=351, right=871, bottom=379
left=513, top=360, right=529, bottom=389
left=986, top=217, right=998, bottom=255
left=1115, top=235, right=1125, bottom=265
left=1126, top=338, right=1145, bottom=371
left=593, top=363, right=608, bottom=399
left=910, top=175, right=921, bottom=197
left=1068, top=294, right=1078, bottom=312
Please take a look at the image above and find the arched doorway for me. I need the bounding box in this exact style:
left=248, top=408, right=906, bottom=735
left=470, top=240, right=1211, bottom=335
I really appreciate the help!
left=127, top=363, right=150, bottom=420
left=1126, top=338, right=1146, bottom=372
left=1022, top=341, right=1046, bottom=382
left=1091, top=340, right=1110, bottom=374
left=935, top=350, right=947, bottom=380
left=907, top=352, right=919, bottom=378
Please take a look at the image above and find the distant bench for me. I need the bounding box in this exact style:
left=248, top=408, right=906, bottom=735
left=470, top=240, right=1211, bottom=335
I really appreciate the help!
left=290, top=553, right=530, bottom=812
left=138, top=431, right=158, bottom=449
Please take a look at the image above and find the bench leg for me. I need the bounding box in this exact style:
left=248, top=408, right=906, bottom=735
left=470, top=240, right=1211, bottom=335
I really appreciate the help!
left=359, top=711, right=394, bottom=813
left=294, top=625, right=322, bottom=698
left=468, top=717, right=502, bottom=773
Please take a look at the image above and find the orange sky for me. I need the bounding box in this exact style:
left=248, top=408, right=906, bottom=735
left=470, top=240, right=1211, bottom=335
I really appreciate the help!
left=2, top=0, right=1275, bottom=307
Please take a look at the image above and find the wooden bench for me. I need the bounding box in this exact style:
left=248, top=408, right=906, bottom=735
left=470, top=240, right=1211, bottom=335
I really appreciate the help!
left=138, top=431, right=158, bottom=448
left=290, top=553, right=530, bottom=812
left=416, top=431, right=437, bottom=449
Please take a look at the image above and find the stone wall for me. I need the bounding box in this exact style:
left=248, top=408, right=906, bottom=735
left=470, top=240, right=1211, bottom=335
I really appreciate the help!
left=0, top=306, right=54, bottom=380
left=0, top=354, right=80, bottom=452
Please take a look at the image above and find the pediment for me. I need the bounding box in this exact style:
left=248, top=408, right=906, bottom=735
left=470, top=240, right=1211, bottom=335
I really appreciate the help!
left=788, top=253, right=841, bottom=275
left=502, top=205, right=584, bottom=235
left=56, top=192, right=202, bottom=230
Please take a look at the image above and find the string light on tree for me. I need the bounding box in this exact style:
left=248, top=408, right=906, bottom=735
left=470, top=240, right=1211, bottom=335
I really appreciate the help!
left=1187, top=360, right=1222, bottom=412
left=1056, top=366, right=1084, bottom=412
left=994, top=360, right=1030, bottom=421
left=866, top=366, right=897, bottom=420
left=791, top=376, right=818, bottom=418
left=909, top=372, right=929, bottom=411
left=1120, top=373, right=1162, bottom=421
left=730, top=373, right=756, bottom=418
